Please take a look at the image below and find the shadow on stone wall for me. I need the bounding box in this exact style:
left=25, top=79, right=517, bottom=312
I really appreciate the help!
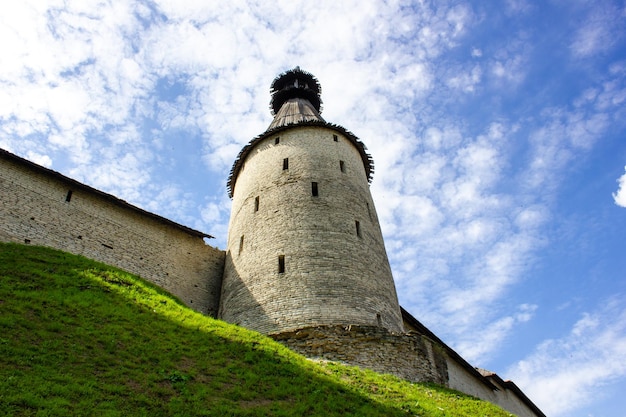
left=271, top=325, right=449, bottom=386
left=218, top=250, right=278, bottom=333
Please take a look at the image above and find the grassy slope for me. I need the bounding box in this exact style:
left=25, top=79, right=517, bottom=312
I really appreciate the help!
left=0, top=243, right=514, bottom=417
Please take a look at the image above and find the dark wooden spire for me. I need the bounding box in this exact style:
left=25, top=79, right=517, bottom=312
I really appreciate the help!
left=270, top=67, right=322, bottom=115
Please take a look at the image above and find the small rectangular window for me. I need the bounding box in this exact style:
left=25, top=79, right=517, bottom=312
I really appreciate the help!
left=311, top=182, right=318, bottom=197
left=283, top=158, right=289, bottom=170
left=333, top=134, right=338, bottom=142
left=339, top=160, right=345, bottom=173
left=278, top=255, right=285, bottom=273
left=239, top=235, right=244, bottom=254
left=275, top=137, right=280, bottom=144
left=355, top=220, right=361, bottom=238
left=65, top=190, right=73, bottom=202
left=366, top=202, right=372, bottom=220
left=255, top=196, right=259, bottom=212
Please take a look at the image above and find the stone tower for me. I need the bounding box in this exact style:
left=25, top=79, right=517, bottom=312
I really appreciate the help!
left=219, top=68, right=404, bottom=335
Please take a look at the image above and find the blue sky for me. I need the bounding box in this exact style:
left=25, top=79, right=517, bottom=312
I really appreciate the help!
left=1, top=1, right=625, bottom=415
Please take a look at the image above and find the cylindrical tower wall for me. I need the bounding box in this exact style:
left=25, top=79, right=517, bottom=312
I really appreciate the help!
left=219, top=125, right=403, bottom=334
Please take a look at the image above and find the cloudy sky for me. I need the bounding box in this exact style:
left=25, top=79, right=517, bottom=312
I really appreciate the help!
left=1, top=1, right=626, bottom=415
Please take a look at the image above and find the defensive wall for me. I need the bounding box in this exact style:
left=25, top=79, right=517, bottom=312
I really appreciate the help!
left=273, top=310, right=544, bottom=417
left=0, top=147, right=545, bottom=417
left=0, top=149, right=225, bottom=316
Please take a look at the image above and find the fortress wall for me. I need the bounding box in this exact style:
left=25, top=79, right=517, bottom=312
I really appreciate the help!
left=446, top=359, right=496, bottom=403
left=0, top=150, right=225, bottom=316
left=447, top=360, right=538, bottom=417
left=272, top=326, right=449, bottom=385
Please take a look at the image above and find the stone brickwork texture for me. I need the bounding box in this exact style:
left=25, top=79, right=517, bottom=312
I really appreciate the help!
left=0, top=151, right=225, bottom=316
left=219, top=126, right=404, bottom=334
left=272, top=325, right=449, bottom=385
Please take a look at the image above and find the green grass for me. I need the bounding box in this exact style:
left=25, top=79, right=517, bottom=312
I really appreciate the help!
left=0, top=243, right=514, bottom=416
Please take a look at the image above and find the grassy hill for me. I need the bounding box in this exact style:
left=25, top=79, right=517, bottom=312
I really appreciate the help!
left=0, top=243, right=514, bottom=416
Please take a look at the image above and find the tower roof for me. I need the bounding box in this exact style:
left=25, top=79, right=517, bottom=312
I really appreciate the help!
left=267, top=67, right=325, bottom=130
left=267, top=97, right=325, bottom=130
left=226, top=68, right=375, bottom=198
left=270, top=67, right=322, bottom=115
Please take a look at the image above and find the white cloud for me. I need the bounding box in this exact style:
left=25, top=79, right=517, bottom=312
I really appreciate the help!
left=505, top=0, right=533, bottom=15
left=613, top=166, right=626, bottom=207
left=68, top=144, right=153, bottom=204
left=25, top=151, right=52, bottom=168
left=514, top=205, right=548, bottom=230
left=570, top=2, right=625, bottom=58
left=447, top=64, right=482, bottom=92
left=490, top=53, right=526, bottom=86
left=471, top=47, right=482, bottom=57
left=456, top=304, right=538, bottom=361
left=523, top=105, right=610, bottom=196
left=509, top=298, right=626, bottom=416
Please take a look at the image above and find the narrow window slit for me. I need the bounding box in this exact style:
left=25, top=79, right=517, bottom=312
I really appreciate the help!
left=278, top=255, right=285, bottom=273
left=65, top=190, right=73, bottom=202
left=283, top=158, right=289, bottom=170
left=239, top=235, right=244, bottom=254
left=339, top=160, right=345, bottom=173
left=355, top=220, right=361, bottom=238
left=275, top=137, right=280, bottom=144
left=255, top=196, right=259, bottom=212
left=366, top=202, right=372, bottom=220
left=333, top=134, right=338, bottom=142
left=311, top=182, right=318, bottom=197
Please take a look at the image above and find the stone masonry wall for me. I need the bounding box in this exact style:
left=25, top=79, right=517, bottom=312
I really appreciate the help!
left=273, top=325, right=543, bottom=417
left=448, top=362, right=539, bottom=417
left=272, top=325, right=449, bottom=385
left=0, top=151, right=225, bottom=316
left=220, top=126, right=403, bottom=334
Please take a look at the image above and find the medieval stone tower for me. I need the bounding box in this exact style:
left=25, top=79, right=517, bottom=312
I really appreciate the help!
left=218, top=67, right=404, bottom=335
